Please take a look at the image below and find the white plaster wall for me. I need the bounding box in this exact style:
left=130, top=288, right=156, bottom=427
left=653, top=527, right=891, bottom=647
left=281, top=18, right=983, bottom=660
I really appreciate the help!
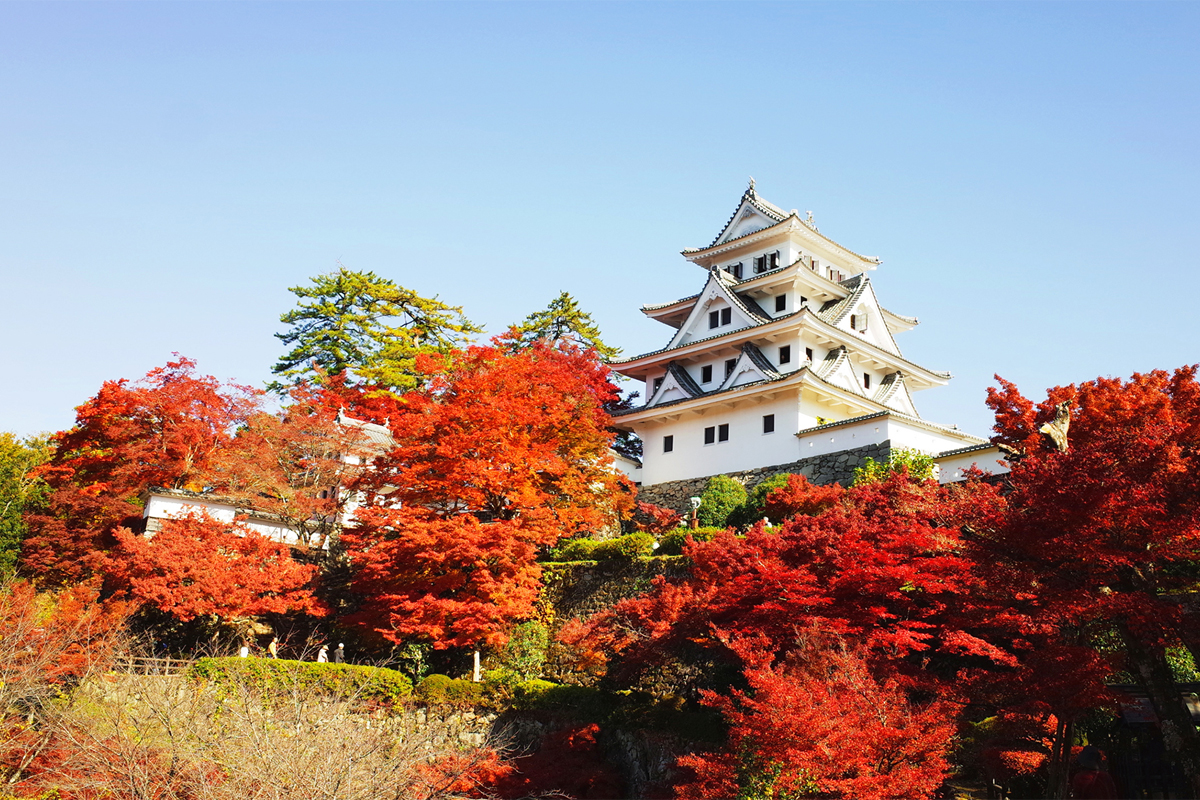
left=142, top=495, right=300, bottom=545
left=636, top=396, right=802, bottom=485
left=887, top=419, right=979, bottom=457
left=796, top=417, right=891, bottom=458
left=935, top=449, right=1009, bottom=483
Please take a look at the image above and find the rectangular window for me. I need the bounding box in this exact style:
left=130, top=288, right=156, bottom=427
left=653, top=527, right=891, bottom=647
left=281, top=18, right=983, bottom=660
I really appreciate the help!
left=768, top=251, right=779, bottom=269
left=850, top=314, right=857, bottom=330
left=704, top=426, right=716, bottom=445
left=701, top=364, right=713, bottom=383
left=812, top=259, right=820, bottom=272
left=864, top=373, right=871, bottom=389
left=718, top=423, right=729, bottom=442
left=720, top=307, right=732, bottom=325
left=775, top=294, right=786, bottom=312
left=653, top=377, right=663, bottom=393
left=725, top=358, right=737, bottom=378
left=779, top=345, right=791, bottom=365
left=709, top=310, right=720, bottom=329
left=806, top=347, right=814, bottom=362
left=754, top=255, right=765, bottom=273
left=663, top=435, right=674, bottom=453
left=730, top=262, right=743, bottom=279
left=800, top=295, right=808, bottom=308
left=763, top=414, right=775, bottom=434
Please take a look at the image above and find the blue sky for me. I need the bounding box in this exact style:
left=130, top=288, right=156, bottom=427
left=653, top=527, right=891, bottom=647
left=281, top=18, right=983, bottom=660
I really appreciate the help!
left=3, top=2, right=1199, bottom=440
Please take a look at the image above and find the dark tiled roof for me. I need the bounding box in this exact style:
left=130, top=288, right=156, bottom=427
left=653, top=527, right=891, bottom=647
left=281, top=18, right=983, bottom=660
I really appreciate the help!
left=666, top=361, right=703, bottom=397
left=795, top=411, right=891, bottom=436
left=700, top=183, right=790, bottom=249
left=742, top=342, right=782, bottom=379
left=937, top=442, right=998, bottom=458
left=617, top=365, right=803, bottom=416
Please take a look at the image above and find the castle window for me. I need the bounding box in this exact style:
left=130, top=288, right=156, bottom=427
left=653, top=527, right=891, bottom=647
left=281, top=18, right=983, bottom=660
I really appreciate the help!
left=779, top=345, right=791, bottom=365
left=812, top=259, right=820, bottom=272
left=663, top=435, right=674, bottom=453
left=763, top=414, right=775, bottom=434
left=729, top=262, right=743, bottom=279
left=850, top=314, right=857, bottom=330
left=704, top=426, right=716, bottom=445
left=725, top=358, right=737, bottom=378
left=800, top=296, right=808, bottom=308
left=718, top=423, right=730, bottom=442
left=701, top=364, right=713, bottom=383
left=721, top=307, right=732, bottom=325
left=855, top=311, right=868, bottom=332
left=775, top=295, right=786, bottom=312
left=753, top=251, right=780, bottom=274
left=806, top=347, right=814, bottom=362
left=709, top=310, right=719, bottom=329
left=653, top=377, right=663, bottom=393
left=864, top=373, right=871, bottom=390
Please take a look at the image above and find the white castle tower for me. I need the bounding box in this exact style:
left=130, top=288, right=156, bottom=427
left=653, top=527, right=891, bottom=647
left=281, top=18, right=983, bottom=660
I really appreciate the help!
left=611, top=182, right=1003, bottom=491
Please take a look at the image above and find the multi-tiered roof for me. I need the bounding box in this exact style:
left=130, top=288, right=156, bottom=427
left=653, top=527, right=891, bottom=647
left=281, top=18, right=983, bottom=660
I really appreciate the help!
left=611, top=182, right=992, bottom=486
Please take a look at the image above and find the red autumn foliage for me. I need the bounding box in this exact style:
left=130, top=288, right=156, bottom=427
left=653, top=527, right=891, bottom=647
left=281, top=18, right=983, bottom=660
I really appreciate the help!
left=343, top=341, right=633, bottom=649
left=107, top=512, right=324, bottom=622
left=22, top=357, right=259, bottom=584
left=633, top=501, right=683, bottom=535
left=0, top=580, right=131, bottom=790
left=567, top=471, right=1010, bottom=688
left=489, top=723, right=625, bottom=799
left=982, top=366, right=1200, bottom=786
left=762, top=472, right=843, bottom=521
left=676, top=636, right=956, bottom=800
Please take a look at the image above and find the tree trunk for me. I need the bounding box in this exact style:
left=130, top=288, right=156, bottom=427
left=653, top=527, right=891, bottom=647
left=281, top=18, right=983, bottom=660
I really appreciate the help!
left=1118, top=620, right=1200, bottom=795
left=1045, top=717, right=1073, bottom=799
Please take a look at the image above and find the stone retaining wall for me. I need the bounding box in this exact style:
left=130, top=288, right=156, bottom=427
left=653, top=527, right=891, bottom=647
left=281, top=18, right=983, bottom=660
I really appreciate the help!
left=635, top=441, right=890, bottom=515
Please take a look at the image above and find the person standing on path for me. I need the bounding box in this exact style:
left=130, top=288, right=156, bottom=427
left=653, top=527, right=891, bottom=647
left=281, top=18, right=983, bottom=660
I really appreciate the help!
left=268, top=637, right=279, bottom=659
left=316, top=645, right=328, bottom=663
left=334, top=643, right=345, bottom=664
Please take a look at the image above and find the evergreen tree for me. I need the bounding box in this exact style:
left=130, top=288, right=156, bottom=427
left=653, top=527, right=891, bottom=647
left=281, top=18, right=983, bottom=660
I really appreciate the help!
left=508, top=292, right=621, bottom=361
left=0, top=433, right=50, bottom=576
left=271, top=266, right=480, bottom=392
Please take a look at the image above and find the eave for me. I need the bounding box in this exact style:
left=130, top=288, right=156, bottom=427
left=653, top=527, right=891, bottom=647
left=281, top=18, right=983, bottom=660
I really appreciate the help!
left=613, top=308, right=949, bottom=390
left=683, top=214, right=881, bottom=271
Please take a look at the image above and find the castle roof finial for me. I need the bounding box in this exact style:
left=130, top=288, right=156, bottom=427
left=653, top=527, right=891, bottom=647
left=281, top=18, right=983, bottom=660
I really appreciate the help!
left=748, top=176, right=756, bottom=193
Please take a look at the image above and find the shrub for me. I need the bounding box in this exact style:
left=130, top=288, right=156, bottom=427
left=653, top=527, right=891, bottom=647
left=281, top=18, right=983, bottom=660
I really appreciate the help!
left=852, top=447, right=936, bottom=486
left=728, top=473, right=793, bottom=528
left=550, top=533, right=655, bottom=562
left=590, top=532, right=655, bottom=560
left=657, top=527, right=723, bottom=556
left=550, top=537, right=597, bottom=562
left=697, top=475, right=747, bottom=528
left=413, top=673, right=483, bottom=706
left=189, top=657, right=412, bottom=706
left=497, top=620, right=549, bottom=680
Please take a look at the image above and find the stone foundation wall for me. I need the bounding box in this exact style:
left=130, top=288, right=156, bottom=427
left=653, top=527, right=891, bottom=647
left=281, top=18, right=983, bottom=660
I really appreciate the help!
left=636, top=440, right=891, bottom=515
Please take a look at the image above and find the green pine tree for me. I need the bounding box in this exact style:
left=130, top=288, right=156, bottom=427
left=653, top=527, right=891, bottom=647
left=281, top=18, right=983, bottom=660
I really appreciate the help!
left=0, top=432, right=51, bottom=575
left=508, top=292, right=621, bottom=362
left=271, top=266, right=481, bottom=392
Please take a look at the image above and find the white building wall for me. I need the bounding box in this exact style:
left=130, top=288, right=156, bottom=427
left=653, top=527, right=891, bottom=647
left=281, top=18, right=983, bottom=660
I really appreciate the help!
left=637, top=396, right=802, bottom=485
left=142, top=494, right=302, bottom=546
left=935, top=448, right=1008, bottom=483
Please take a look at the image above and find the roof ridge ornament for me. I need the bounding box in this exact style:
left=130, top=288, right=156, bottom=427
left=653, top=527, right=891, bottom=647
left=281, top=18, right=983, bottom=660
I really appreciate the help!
left=804, top=210, right=819, bottom=232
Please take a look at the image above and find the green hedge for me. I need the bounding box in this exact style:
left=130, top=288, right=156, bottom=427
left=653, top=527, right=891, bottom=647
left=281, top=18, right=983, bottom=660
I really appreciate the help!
left=657, top=526, right=723, bottom=556
left=550, top=532, right=656, bottom=562
left=189, top=657, right=412, bottom=705
left=413, top=673, right=484, bottom=706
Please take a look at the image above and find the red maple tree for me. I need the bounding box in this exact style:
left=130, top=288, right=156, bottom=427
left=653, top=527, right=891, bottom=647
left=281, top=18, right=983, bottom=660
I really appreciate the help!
left=107, top=512, right=324, bottom=622
left=343, top=341, right=632, bottom=650
left=22, top=357, right=259, bottom=584
left=983, top=366, right=1200, bottom=790
left=676, top=634, right=956, bottom=800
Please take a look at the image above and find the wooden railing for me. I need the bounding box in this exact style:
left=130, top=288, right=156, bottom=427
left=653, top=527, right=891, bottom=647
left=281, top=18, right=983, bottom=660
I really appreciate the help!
left=114, top=656, right=194, bottom=675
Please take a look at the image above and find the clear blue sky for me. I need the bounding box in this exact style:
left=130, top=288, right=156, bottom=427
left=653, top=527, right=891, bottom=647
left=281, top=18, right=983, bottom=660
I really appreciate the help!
left=3, top=2, right=1199, bottom=440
